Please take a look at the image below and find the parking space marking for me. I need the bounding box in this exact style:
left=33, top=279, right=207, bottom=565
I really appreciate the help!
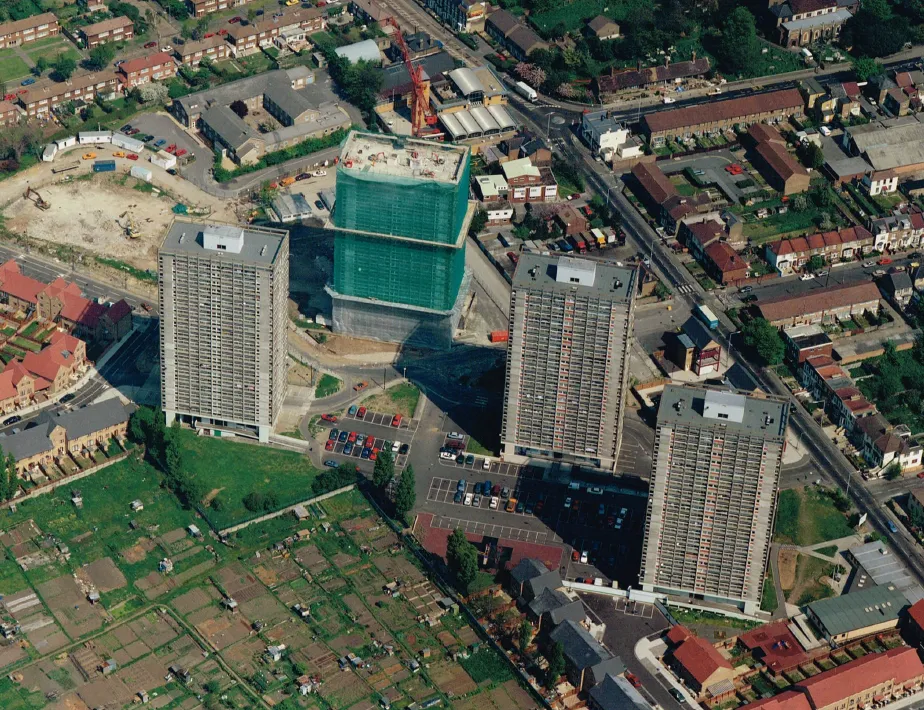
left=614, top=598, right=655, bottom=618
left=431, top=515, right=551, bottom=544
left=346, top=409, right=420, bottom=434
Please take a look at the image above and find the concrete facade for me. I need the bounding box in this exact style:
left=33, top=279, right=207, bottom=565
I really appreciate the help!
left=501, top=255, right=636, bottom=471
left=159, top=221, right=289, bottom=443
left=640, top=385, right=789, bottom=614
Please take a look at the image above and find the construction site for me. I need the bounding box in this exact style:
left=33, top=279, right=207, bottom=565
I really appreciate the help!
left=0, top=157, right=239, bottom=274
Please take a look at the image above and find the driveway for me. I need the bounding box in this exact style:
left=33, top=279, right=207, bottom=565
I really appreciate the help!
left=129, top=112, right=202, bottom=169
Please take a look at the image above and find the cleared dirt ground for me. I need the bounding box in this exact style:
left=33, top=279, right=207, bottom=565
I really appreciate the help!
left=3, top=176, right=236, bottom=272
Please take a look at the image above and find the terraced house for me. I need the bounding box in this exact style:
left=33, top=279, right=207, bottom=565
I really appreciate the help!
left=0, top=12, right=59, bottom=49
left=176, top=35, right=231, bottom=66
left=118, top=52, right=177, bottom=88
left=17, top=71, right=120, bottom=118
left=79, top=16, right=134, bottom=48
left=424, top=0, right=488, bottom=32
left=187, top=0, right=253, bottom=17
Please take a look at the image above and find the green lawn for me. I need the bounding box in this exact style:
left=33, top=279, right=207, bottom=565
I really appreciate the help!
left=774, top=488, right=854, bottom=546
left=815, top=545, right=839, bottom=558
left=178, top=430, right=320, bottom=528
left=791, top=554, right=836, bottom=606
left=0, top=54, right=30, bottom=83
left=361, top=382, right=421, bottom=419
left=315, top=373, right=342, bottom=399
left=761, top=567, right=778, bottom=613
left=854, top=349, right=924, bottom=435
left=26, top=43, right=80, bottom=67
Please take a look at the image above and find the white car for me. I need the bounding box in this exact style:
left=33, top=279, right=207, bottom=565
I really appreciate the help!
left=392, top=441, right=401, bottom=453
left=863, top=261, right=876, bottom=268
left=440, top=451, right=454, bottom=460
left=489, top=497, right=498, bottom=509
left=580, top=551, right=588, bottom=563
left=564, top=497, right=572, bottom=509
left=800, top=273, right=815, bottom=281
left=464, top=493, right=473, bottom=506
left=447, top=431, right=465, bottom=440
left=482, top=458, right=490, bottom=469
left=588, top=486, right=604, bottom=495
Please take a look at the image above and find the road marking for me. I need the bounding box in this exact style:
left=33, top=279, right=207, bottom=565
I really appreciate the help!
left=614, top=598, right=655, bottom=618
left=431, top=514, right=551, bottom=544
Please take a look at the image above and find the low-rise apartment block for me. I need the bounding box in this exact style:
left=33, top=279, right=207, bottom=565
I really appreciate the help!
left=118, top=52, right=176, bottom=87
left=595, top=58, right=710, bottom=100
left=187, top=0, right=253, bottom=17
left=629, top=162, right=712, bottom=234
left=747, top=123, right=810, bottom=195
left=800, top=354, right=877, bottom=433
left=226, top=7, right=326, bottom=56
left=176, top=35, right=231, bottom=66
left=0, top=12, right=59, bottom=49
left=642, top=88, right=805, bottom=147
left=499, top=158, right=558, bottom=202
left=665, top=627, right=735, bottom=700
left=485, top=10, right=546, bottom=60
left=856, top=413, right=923, bottom=472
left=782, top=323, right=833, bottom=364
left=765, top=226, right=874, bottom=275
left=79, top=16, right=133, bottom=47
left=757, top=280, right=881, bottom=327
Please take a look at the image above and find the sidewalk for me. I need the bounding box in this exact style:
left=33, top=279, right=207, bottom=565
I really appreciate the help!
left=635, top=636, right=698, bottom=704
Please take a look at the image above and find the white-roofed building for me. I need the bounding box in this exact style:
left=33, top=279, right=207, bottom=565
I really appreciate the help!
left=335, top=39, right=382, bottom=64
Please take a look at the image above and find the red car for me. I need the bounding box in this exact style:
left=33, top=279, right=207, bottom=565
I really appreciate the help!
left=364, top=435, right=374, bottom=448
left=166, top=144, right=177, bottom=154
left=228, top=16, right=242, bottom=23
left=348, top=431, right=358, bottom=443
left=507, top=251, right=519, bottom=265
left=218, top=28, right=228, bottom=36
left=571, top=550, right=579, bottom=561
left=370, top=448, right=379, bottom=461
left=357, top=406, right=367, bottom=418
left=626, top=673, right=642, bottom=689
left=144, top=41, right=157, bottom=48
left=126, top=153, right=139, bottom=160
left=175, top=149, right=187, bottom=157
left=391, top=414, right=402, bottom=427
left=321, top=414, right=338, bottom=423
left=879, top=257, right=893, bottom=265
left=204, top=32, right=214, bottom=38
left=3, top=94, right=14, bottom=101
left=582, top=205, right=593, bottom=217
left=141, top=302, right=152, bottom=312
left=325, top=440, right=334, bottom=451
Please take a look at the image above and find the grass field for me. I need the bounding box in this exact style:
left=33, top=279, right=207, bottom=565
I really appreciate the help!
left=530, top=0, right=646, bottom=32
left=26, top=42, right=80, bottom=67
left=0, top=53, right=29, bottom=83
left=815, top=545, right=839, bottom=558
left=789, top=554, right=836, bottom=606
left=177, top=429, right=320, bottom=528
left=774, top=488, right=854, bottom=547
left=761, top=567, right=778, bottom=612
left=315, top=373, right=342, bottom=399
left=362, top=382, right=421, bottom=418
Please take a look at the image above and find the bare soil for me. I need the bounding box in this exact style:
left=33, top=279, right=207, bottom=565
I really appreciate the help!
left=778, top=548, right=797, bottom=590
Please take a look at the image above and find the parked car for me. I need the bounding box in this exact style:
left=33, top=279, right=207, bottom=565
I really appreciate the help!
left=391, top=414, right=402, bottom=427
left=325, top=440, right=334, bottom=451
left=357, top=406, right=367, bottom=417
left=3, top=416, right=21, bottom=426
left=863, top=261, right=876, bottom=267
left=20, top=78, right=34, bottom=86
left=321, top=413, right=338, bottom=423
left=324, top=460, right=339, bottom=468
left=348, top=405, right=358, bottom=415
left=121, top=124, right=133, bottom=133
left=489, top=497, right=498, bottom=509
left=464, top=493, right=473, bottom=506
left=800, top=273, right=815, bottom=281
left=338, top=431, right=348, bottom=442
left=739, top=286, right=753, bottom=293
left=564, top=497, right=572, bottom=509
left=328, top=428, right=338, bottom=440
left=580, top=550, right=588, bottom=563
left=144, top=41, right=158, bottom=48
left=742, top=294, right=758, bottom=303
left=343, top=442, right=353, bottom=455
left=454, top=491, right=463, bottom=503
left=228, top=16, right=242, bottom=22
left=392, top=441, right=401, bottom=453
left=59, top=393, right=76, bottom=404
left=447, top=431, right=465, bottom=440
left=296, top=172, right=311, bottom=181
left=315, top=200, right=325, bottom=210
left=465, top=454, right=475, bottom=465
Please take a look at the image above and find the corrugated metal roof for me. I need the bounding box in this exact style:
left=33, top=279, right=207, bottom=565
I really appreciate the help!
left=486, top=103, right=515, bottom=130
left=455, top=110, right=481, bottom=136
left=469, top=105, right=499, bottom=133
left=440, top=112, right=466, bottom=138
left=448, top=67, right=484, bottom=96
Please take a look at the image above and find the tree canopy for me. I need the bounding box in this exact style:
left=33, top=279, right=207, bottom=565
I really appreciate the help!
left=446, top=528, right=479, bottom=591
left=714, top=8, right=761, bottom=76
left=394, top=464, right=416, bottom=521
left=741, top=317, right=785, bottom=366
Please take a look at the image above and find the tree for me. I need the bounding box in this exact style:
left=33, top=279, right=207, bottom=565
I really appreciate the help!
left=741, top=317, right=785, bottom=366
left=518, top=619, right=533, bottom=654
left=5, top=454, right=14, bottom=502
left=798, top=141, right=824, bottom=170
left=792, top=194, right=809, bottom=212
left=129, top=407, right=154, bottom=443
left=446, top=528, right=478, bottom=591
left=52, top=54, right=77, bottom=81
left=852, top=56, right=882, bottom=83
left=85, top=44, right=115, bottom=71
left=372, top=448, right=395, bottom=489
left=204, top=680, right=221, bottom=693
left=394, top=464, right=416, bottom=520
left=247, top=7, right=258, bottom=22
left=715, top=8, right=760, bottom=76
left=818, top=212, right=835, bottom=231
left=243, top=491, right=266, bottom=512
left=138, top=82, right=168, bottom=104
left=164, top=421, right=183, bottom=476
left=32, top=56, right=49, bottom=76
left=546, top=641, right=565, bottom=688
left=884, top=462, right=903, bottom=480
left=469, top=208, right=488, bottom=237
left=229, top=99, right=249, bottom=118
left=192, top=17, right=209, bottom=40
left=806, top=255, right=826, bottom=273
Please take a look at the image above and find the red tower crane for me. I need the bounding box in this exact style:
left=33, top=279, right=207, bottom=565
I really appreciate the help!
left=383, top=17, right=435, bottom=137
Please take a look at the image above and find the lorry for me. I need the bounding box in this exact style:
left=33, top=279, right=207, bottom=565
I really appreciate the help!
left=92, top=160, right=116, bottom=173
left=695, top=304, right=719, bottom=330
left=488, top=330, right=509, bottom=343
left=514, top=81, right=538, bottom=102
left=591, top=228, right=607, bottom=249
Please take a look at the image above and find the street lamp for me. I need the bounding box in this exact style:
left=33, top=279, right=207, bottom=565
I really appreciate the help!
left=605, top=185, right=619, bottom=211
left=546, top=112, right=557, bottom=137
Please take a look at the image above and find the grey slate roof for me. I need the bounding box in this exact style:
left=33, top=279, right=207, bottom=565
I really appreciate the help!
left=885, top=271, right=913, bottom=292
left=549, top=619, right=622, bottom=673
left=3, top=422, right=56, bottom=461
left=528, top=587, right=585, bottom=626
left=509, top=558, right=549, bottom=585
left=201, top=105, right=255, bottom=151
left=263, top=79, right=315, bottom=121
left=589, top=674, right=654, bottom=710
left=525, top=569, right=563, bottom=598
left=53, top=399, right=133, bottom=440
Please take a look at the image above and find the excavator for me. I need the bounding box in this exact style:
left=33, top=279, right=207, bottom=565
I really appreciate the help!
left=119, top=211, right=140, bottom=239
left=23, top=187, right=50, bottom=211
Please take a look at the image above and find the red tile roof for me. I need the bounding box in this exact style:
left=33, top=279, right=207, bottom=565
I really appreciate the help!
left=755, top=140, right=809, bottom=183
left=739, top=622, right=809, bottom=674
left=757, top=280, right=881, bottom=323
left=58, top=293, right=105, bottom=328
left=597, top=58, right=711, bottom=94
left=118, top=51, right=174, bottom=76
left=667, top=625, right=692, bottom=645
left=643, top=89, right=804, bottom=135
left=797, top=647, right=924, bottom=709
left=908, top=600, right=924, bottom=631
left=3, top=360, right=32, bottom=388
left=672, top=636, right=732, bottom=686
left=842, top=81, right=861, bottom=98
left=631, top=162, right=677, bottom=205
left=767, top=227, right=872, bottom=257
left=0, top=371, right=18, bottom=403
left=789, top=0, right=838, bottom=13
left=686, top=220, right=725, bottom=249
left=748, top=123, right=786, bottom=145
left=743, top=690, right=812, bottom=710
left=0, top=260, right=46, bottom=305
left=705, top=241, right=748, bottom=275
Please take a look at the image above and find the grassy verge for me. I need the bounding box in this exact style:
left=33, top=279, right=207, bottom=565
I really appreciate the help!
left=791, top=554, right=836, bottom=606
left=315, top=374, right=342, bottom=399
left=773, top=487, right=853, bottom=546
left=814, top=545, right=839, bottom=558
left=361, top=382, right=420, bottom=418
left=761, top=567, right=778, bottom=613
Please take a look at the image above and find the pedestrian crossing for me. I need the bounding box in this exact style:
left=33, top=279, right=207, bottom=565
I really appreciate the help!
left=675, top=283, right=696, bottom=295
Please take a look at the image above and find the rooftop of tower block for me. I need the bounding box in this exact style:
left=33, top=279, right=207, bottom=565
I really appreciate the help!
left=659, top=384, right=789, bottom=437
left=338, top=131, right=469, bottom=184
left=161, top=220, right=288, bottom=266
left=512, top=253, right=636, bottom=302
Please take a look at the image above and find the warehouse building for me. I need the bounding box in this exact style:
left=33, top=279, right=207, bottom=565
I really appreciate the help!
left=843, top=117, right=924, bottom=175
left=642, top=89, right=805, bottom=146
left=641, top=385, right=789, bottom=613
left=805, top=584, right=907, bottom=643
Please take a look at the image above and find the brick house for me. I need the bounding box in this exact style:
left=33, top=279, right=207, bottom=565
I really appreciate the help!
left=0, top=12, right=59, bottom=49
left=17, top=71, right=121, bottom=118
left=555, top=205, right=589, bottom=236
left=0, top=101, right=19, bottom=127
left=500, top=158, right=558, bottom=203
left=118, top=52, right=177, bottom=88
left=667, top=628, right=735, bottom=699
left=79, top=16, right=133, bottom=47
left=765, top=226, right=873, bottom=275
left=21, top=331, right=88, bottom=394
left=0, top=362, right=34, bottom=414
left=757, top=281, right=881, bottom=327
left=177, top=35, right=231, bottom=66
left=548, top=620, right=625, bottom=693
left=855, top=413, right=924, bottom=472
left=485, top=10, right=546, bottom=60
left=187, top=0, right=253, bottom=17
left=747, top=123, right=810, bottom=196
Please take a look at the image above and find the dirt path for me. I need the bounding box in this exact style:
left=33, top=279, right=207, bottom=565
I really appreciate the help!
left=778, top=548, right=797, bottom=590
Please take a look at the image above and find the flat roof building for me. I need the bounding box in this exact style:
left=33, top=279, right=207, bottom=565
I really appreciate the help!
left=159, top=221, right=289, bottom=442
left=641, top=385, right=789, bottom=613
left=327, top=131, right=473, bottom=349
left=501, top=254, right=636, bottom=471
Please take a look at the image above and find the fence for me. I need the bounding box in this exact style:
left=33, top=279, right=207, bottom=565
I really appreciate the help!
left=218, top=483, right=356, bottom=536
left=5, top=449, right=132, bottom=508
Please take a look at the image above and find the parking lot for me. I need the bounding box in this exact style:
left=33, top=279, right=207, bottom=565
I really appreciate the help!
left=344, top=407, right=419, bottom=433
left=423, top=471, right=647, bottom=587
left=128, top=114, right=201, bottom=168
left=325, top=410, right=418, bottom=468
